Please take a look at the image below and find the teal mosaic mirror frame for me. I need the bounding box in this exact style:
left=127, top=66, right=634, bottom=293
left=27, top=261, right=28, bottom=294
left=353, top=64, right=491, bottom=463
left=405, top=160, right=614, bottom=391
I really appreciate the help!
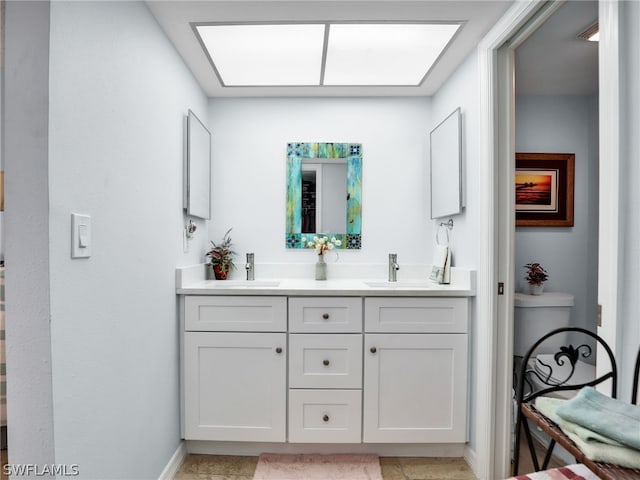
left=286, top=142, right=362, bottom=249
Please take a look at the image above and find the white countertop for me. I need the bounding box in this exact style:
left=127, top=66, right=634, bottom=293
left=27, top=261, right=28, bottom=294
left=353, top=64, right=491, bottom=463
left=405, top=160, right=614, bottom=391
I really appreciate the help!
left=176, top=265, right=476, bottom=297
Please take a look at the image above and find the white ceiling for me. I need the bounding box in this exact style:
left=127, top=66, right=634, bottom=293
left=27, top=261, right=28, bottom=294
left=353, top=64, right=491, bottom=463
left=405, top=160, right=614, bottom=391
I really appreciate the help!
left=147, top=1, right=513, bottom=97
left=515, top=1, right=598, bottom=96
left=148, top=0, right=599, bottom=98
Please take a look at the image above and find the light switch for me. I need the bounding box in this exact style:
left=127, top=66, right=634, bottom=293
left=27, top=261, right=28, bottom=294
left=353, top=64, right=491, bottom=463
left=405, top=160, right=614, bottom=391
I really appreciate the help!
left=71, top=213, right=91, bottom=259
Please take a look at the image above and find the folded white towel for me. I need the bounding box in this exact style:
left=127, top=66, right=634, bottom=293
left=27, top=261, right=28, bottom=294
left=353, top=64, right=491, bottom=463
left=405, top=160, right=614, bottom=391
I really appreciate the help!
left=535, top=396, right=640, bottom=469
left=429, top=245, right=450, bottom=284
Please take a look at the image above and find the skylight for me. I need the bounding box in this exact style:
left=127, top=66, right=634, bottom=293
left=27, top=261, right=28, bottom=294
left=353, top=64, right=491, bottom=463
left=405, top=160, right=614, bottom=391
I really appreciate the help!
left=196, top=24, right=326, bottom=86
left=194, top=22, right=462, bottom=87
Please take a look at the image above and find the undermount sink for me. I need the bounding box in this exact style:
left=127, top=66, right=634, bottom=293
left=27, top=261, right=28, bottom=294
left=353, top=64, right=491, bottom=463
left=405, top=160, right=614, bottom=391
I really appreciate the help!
left=365, top=281, right=438, bottom=289
left=210, top=280, right=281, bottom=288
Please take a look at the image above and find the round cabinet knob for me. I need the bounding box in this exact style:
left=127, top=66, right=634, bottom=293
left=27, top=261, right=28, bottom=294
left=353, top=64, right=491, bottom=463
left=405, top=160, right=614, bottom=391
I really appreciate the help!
left=322, top=313, right=330, bottom=320
left=370, top=347, right=377, bottom=354
left=323, top=414, right=330, bottom=422
left=323, top=359, right=330, bottom=366
left=275, top=347, right=283, bottom=354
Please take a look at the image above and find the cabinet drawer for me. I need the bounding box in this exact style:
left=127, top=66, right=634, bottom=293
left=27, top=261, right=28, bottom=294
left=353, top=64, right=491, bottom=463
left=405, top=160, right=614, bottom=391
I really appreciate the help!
left=289, top=297, right=362, bottom=333
left=185, top=296, right=287, bottom=332
left=364, top=297, right=468, bottom=333
left=288, top=389, right=362, bottom=443
left=289, top=334, right=362, bottom=389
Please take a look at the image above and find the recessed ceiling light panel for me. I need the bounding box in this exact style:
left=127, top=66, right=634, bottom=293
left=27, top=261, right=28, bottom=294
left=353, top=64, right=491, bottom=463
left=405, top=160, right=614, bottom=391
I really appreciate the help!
left=196, top=24, right=326, bottom=86
left=194, top=22, right=462, bottom=88
left=324, top=23, right=461, bottom=86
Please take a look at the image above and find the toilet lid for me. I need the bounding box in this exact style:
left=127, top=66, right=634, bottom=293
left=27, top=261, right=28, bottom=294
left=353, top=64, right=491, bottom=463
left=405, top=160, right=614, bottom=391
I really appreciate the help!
left=534, top=354, right=594, bottom=385
left=514, top=292, right=575, bottom=307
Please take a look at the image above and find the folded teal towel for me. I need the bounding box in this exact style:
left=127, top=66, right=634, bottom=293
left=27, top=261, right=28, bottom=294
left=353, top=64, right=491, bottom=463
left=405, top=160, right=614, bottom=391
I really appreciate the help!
left=556, top=386, right=640, bottom=450
left=536, top=397, right=640, bottom=469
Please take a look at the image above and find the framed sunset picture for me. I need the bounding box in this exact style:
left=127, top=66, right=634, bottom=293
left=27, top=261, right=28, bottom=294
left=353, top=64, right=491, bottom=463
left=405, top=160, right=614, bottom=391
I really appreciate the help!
left=515, top=153, right=574, bottom=227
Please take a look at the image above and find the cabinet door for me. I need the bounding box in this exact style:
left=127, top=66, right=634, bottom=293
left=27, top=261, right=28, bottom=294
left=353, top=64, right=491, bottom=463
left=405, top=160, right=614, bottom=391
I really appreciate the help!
left=184, top=332, right=286, bottom=442
left=363, top=334, right=468, bottom=443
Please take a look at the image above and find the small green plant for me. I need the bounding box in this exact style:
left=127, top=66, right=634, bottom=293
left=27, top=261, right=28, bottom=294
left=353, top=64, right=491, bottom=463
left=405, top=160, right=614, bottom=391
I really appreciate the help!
left=207, top=228, right=237, bottom=277
left=524, top=263, right=549, bottom=285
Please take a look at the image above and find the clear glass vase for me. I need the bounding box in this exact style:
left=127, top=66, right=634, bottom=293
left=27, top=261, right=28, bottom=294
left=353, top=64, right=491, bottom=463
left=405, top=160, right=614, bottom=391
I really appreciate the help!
left=315, top=254, right=327, bottom=281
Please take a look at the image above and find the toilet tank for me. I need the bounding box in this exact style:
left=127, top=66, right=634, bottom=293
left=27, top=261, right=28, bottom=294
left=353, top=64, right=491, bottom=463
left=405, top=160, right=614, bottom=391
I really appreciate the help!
left=513, top=292, right=575, bottom=357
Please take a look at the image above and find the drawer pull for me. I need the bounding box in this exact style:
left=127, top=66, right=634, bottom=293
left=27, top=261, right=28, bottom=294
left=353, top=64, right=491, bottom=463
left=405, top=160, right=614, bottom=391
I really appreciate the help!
left=322, top=313, right=330, bottom=320
left=322, top=359, right=330, bottom=366
left=370, top=347, right=377, bottom=354
left=323, top=414, right=330, bottom=422
left=275, top=347, right=283, bottom=354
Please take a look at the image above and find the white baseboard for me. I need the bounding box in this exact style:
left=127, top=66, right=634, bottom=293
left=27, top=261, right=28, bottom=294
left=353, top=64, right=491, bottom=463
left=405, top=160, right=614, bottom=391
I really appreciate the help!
left=463, top=445, right=479, bottom=478
left=186, top=440, right=466, bottom=457
left=159, top=441, right=187, bottom=480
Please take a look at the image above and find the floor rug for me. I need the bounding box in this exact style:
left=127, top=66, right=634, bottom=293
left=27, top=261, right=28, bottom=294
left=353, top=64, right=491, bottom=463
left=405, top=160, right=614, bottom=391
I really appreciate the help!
left=252, top=453, right=383, bottom=480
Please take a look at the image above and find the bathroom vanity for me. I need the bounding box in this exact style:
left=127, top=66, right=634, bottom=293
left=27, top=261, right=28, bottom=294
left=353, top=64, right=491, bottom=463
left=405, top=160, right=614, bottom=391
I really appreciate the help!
left=177, top=266, right=475, bottom=455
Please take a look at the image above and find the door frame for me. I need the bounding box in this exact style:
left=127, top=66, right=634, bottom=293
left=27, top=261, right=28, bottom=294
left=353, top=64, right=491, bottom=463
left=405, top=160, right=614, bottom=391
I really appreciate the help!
left=476, top=1, right=620, bottom=478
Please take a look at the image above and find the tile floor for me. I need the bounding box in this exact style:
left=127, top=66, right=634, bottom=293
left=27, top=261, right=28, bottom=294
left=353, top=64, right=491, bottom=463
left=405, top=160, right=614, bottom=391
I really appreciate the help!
left=174, top=454, right=478, bottom=480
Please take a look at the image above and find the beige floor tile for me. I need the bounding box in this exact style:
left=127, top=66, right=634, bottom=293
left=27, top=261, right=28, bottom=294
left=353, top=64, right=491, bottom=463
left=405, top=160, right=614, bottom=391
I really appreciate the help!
left=379, top=457, right=406, bottom=480
left=398, top=457, right=476, bottom=480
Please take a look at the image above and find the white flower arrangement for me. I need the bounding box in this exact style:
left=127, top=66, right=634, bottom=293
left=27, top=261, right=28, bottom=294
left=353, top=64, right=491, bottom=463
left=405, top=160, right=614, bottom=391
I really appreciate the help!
left=301, top=235, right=342, bottom=255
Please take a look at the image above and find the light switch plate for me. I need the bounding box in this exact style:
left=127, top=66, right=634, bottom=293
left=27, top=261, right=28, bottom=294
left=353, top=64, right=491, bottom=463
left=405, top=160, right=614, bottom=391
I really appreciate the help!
left=71, top=213, right=91, bottom=258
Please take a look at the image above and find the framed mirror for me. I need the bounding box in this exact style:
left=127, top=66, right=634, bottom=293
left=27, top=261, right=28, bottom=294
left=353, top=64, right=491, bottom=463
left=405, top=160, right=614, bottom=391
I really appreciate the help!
left=185, top=110, right=211, bottom=220
left=430, top=108, right=463, bottom=219
left=286, top=142, right=362, bottom=249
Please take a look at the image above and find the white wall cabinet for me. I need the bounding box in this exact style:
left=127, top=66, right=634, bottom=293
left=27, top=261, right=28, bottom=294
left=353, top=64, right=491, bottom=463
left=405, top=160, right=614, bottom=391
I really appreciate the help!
left=182, top=294, right=468, bottom=446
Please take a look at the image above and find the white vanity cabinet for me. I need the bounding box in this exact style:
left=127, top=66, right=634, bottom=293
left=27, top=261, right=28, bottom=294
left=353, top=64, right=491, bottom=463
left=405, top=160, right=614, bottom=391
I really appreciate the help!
left=179, top=282, right=472, bottom=449
left=363, top=297, right=469, bottom=443
left=183, top=296, right=287, bottom=442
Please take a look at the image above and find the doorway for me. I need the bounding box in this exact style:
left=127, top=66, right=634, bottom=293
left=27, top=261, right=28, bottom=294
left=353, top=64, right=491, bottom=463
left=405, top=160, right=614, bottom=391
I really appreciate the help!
left=511, top=0, right=600, bottom=468
left=476, top=1, right=623, bottom=479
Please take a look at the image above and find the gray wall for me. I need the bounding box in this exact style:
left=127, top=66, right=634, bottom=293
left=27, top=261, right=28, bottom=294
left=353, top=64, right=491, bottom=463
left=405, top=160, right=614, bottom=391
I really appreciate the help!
left=515, top=95, right=600, bottom=333
left=4, top=0, right=56, bottom=467
left=5, top=1, right=209, bottom=477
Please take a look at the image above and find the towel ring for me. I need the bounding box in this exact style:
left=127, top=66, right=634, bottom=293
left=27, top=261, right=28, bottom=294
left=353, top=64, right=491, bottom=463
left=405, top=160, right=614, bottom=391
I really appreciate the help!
left=436, top=219, right=453, bottom=246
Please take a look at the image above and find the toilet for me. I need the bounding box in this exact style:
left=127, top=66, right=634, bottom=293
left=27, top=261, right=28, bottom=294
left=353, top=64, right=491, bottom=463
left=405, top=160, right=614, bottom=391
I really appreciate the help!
left=514, top=291, right=595, bottom=398
left=513, top=292, right=575, bottom=357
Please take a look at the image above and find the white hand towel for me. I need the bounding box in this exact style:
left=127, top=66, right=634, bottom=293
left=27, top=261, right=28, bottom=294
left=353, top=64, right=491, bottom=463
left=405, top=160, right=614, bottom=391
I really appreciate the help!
left=430, top=245, right=451, bottom=284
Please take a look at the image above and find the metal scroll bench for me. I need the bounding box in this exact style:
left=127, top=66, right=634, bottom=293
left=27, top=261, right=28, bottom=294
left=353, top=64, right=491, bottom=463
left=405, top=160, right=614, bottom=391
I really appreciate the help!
left=513, top=327, right=640, bottom=480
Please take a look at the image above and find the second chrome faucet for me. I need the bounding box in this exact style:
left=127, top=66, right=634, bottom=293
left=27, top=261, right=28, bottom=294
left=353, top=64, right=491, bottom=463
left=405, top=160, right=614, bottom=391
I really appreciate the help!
left=388, top=253, right=400, bottom=282
left=245, top=253, right=255, bottom=281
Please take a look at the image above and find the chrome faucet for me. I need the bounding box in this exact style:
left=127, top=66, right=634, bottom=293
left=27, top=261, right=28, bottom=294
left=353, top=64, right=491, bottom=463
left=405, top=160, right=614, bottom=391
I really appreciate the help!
left=388, top=253, right=400, bottom=282
left=245, top=253, right=255, bottom=281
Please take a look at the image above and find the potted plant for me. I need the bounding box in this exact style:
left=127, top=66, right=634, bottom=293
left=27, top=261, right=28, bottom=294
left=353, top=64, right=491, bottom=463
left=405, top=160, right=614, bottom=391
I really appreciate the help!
left=524, top=262, right=548, bottom=295
left=207, top=228, right=237, bottom=280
